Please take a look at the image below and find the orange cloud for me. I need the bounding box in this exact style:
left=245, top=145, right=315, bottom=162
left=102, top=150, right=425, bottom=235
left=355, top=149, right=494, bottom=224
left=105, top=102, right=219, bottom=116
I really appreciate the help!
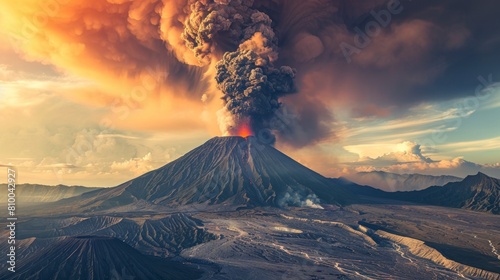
left=0, top=0, right=212, bottom=133
left=0, top=0, right=483, bottom=141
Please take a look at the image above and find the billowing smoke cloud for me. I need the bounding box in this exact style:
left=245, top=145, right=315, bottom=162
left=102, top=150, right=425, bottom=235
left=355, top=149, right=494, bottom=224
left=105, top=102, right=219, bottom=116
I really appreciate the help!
left=179, top=0, right=296, bottom=135
left=2, top=0, right=498, bottom=146
left=181, top=0, right=256, bottom=64
left=216, top=34, right=296, bottom=133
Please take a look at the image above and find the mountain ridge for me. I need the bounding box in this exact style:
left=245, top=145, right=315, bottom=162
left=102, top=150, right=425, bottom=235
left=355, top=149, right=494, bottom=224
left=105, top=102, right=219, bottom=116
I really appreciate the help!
left=346, top=171, right=462, bottom=192
left=0, top=184, right=99, bottom=204
left=389, top=172, right=500, bottom=214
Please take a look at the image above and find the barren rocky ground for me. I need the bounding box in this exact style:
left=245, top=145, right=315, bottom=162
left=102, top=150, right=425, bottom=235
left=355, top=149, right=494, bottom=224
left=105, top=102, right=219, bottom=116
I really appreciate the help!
left=2, top=202, right=499, bottom=279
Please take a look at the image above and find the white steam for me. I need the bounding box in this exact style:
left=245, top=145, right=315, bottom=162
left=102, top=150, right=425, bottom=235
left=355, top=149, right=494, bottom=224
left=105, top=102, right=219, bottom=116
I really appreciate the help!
left=279, top=192, right=324, bottom=209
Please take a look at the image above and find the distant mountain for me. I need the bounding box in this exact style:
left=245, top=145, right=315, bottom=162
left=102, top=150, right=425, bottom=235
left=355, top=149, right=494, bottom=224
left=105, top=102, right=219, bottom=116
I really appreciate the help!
left=1, top=236, right=201, bottom=280
left=53, top=136, right=353, bottom=212
left=392, top=172, right=500, bottom=214
left=346, top=171, right=462, bottom=192
left=0, top=184, right=99, bottom=204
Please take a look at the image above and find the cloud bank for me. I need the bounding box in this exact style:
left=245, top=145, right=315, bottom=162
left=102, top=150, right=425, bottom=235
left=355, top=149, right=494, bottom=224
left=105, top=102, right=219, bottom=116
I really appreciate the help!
left=344, top=141, right=500, bottom=178
left=1, top=0, right=499, bottom=146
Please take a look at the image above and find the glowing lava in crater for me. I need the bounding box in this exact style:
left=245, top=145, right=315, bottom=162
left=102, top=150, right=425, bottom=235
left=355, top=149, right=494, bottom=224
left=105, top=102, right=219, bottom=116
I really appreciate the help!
left=235, top=122, right=253, bottom=137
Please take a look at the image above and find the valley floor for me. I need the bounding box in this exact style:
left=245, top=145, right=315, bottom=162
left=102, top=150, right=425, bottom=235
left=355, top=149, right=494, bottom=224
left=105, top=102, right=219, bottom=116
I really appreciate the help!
left=1, top=202, right=499, bottom=280
left=184, top=204, right=500, bottom=279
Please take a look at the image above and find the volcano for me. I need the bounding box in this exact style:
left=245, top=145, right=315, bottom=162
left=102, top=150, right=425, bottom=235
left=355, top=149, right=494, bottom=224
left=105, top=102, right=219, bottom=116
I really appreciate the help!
left=1, top=236, right=201, bottom=280
left=58, top=136, right=352, bottom=212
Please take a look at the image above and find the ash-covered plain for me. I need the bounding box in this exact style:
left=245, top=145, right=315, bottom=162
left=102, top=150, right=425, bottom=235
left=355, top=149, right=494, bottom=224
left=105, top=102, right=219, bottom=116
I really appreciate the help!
left=2, top=204, right=499, bottom=280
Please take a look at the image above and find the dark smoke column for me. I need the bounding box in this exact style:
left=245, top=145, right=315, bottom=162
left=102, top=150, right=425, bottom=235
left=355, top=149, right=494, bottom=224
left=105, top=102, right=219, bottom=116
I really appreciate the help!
left=215, top=33, right=296, bottom=134
left=181, top=0, right=296, bottom=135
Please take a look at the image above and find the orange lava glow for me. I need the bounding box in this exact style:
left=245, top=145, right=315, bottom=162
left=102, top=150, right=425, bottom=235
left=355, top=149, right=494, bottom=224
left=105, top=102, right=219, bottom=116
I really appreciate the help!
left=236, top=123, right=253, bottom=137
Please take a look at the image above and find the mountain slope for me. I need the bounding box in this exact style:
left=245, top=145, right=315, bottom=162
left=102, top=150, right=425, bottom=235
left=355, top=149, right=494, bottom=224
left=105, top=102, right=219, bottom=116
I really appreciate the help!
left=54, top=136, right=352, bottom=212
left=346, top=171, right=461, bottom=191
left=392, top=172, right=500, bottom=214
left=1, top=236, right=201, bottom=280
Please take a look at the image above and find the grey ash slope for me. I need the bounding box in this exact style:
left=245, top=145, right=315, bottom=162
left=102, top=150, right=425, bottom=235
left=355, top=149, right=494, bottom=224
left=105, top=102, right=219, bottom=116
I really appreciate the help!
left=57, top=136, right=352, bottom=212
left=391, top=172, right=500, bottom=214
left=1, top=236, right=201, bottom=280
left=12, top=213, right=218, bottom=257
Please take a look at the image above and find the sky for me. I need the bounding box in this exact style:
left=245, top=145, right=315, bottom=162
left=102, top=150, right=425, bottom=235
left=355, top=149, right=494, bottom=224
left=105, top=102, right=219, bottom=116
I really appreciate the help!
left=0, top=0, right=499, bottom=187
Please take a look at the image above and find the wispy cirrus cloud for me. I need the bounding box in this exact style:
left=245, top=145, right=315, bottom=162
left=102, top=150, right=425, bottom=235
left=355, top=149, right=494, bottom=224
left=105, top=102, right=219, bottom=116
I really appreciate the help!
left=358, top=108, right=471, bottom=133
left=341, top=103, right=475, bottom=146
left=437, top=137, right=500, bottom=153
left=481, top=90, right=500, bottom=110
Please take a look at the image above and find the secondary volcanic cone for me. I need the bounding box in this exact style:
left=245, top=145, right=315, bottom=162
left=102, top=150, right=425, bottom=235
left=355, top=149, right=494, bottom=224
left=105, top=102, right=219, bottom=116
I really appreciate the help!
left=1, top=236, right=201, bottom=280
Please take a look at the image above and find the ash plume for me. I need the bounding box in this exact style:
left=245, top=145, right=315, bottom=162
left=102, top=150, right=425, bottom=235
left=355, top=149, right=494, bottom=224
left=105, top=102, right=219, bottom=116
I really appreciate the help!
left=3, top=0, right=491, bottom=147
left=180, top=0, right=296, bottom=135
left=215, top=34, right=296, bottom=133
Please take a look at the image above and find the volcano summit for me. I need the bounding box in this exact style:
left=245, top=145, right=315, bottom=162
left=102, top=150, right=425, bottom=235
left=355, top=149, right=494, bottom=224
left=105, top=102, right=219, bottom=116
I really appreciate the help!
left=56, top=136, right=351, bottom=213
